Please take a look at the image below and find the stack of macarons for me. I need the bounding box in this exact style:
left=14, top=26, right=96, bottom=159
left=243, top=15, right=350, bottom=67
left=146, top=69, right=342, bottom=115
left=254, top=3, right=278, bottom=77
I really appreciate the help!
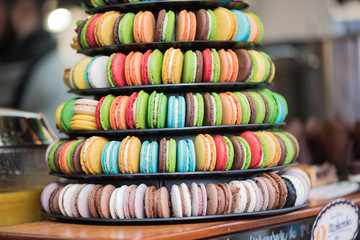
left=56, top=90, right=287, bottom=131
left=40, top=169, right=309, bottom=219
left=72, top=8, right=262, bottom=49
left=46, top=130, right=299, bottom=175
left=64, top=48, right=274, bottom=89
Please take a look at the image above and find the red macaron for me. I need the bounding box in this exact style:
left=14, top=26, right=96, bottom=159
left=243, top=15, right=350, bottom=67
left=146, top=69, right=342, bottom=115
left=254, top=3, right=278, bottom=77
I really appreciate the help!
left=239, top=131, right=263, bottom=168
left=141, top=50, right=152, bottom=85
left=126, top=92, right=138, bottom=129
left=111, top=53, right=127, bottom=86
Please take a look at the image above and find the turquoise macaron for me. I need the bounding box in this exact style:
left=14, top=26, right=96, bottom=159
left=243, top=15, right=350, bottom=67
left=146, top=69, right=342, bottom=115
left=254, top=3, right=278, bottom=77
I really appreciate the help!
left=177, top=139, right=196, bottom=172
left=101, top=141, right=121, bottom=174
left=272, top=92, right=288, bottom=123
left=230, top=10, right=251, bottom=41
left=140, top=140, right=159, bottom=173
left=167, top=95, right=186, bottom=128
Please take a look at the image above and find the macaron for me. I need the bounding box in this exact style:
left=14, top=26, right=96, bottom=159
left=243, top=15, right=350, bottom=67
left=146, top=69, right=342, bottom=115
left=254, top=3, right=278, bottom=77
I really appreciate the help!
left=141, top=49, right=163, bottom=85
left=126, top=92, right=138, bottom=129
left=245, top=12, right=264, bottom=43
left=114, top=12, right=135, bottom=44
left=281, top=175, right=304, bottom=206
left=79, top=19, right=90, bottom=49
left=218, top=49, right=238, bottom=82
left=140, top=141, right=159, bottom=173
left=283, top=132, right=300, bottom=164
left=167, top=95, right=185, bottom=128
left=133, top=90, right=149, bottom=129
left=233, top=91, right=251, bottom=124
left=202, top=48, right=220, bottom=82
left=154, top=187, right=171, bottom=218
left=245, top=179, right=263, bottom=212
left=281, top=177, right=297, bottom=208
left=60, top=98, right=78, bottom=131
left=144, top=186, right=156, bottom=218
left=88, top=184, right=103, bottom=218
left=95, top=11, right=121, bottom=46
left=206, top=184, right=223, bottom=215
left=123, top=185, right=138, bottom=219
left=229, top=180, right=248, bottom=213
left=96, top=184, right=116, bottom=219
left=73, top=184, right=96, bottom=218
left=254, top=132, right=269, bottom=168
left=86, top=14, right=103, bottom=48
left=110, top=185, right=128, bottom=219
left=66, top=139, right=83, bottom=174
left=245, top=91, right=266, bottom=124
left=214, top=135, right=234, bottom=171
left=134, top=184, right=148, bottom=219
left=239, top=131, right=263, bottom=169
left=109, top=96, right=129, bottom=130
left=58, top=140, right=77, bottom=174
left=162, top=48, right=183, bottom=84
left=90, top=0, right=106, bottom=7
left=147, top=91, right=167, bottom=129
left=125, top=51, right=143, bottom=86
left=252, top=177, right=270, bottom=211
left=256, top=131, right=279, bottom=168
left=247, top=50, right=267, bottom=83
left=272, top=92, right=288, bottom=123
left=156, top=9, right=175, bottom=42
left=214, top=7, right=237, bottom=41
left=176, top=139, right=195, bottom=172
left=118, top=136, right=141, bottom=174
left=203, top=92, right=222, bottom=126
left=107, top=53, right=127, bottom=87
left=70, top=115, right=98, bottom=131
left=70, top=139, right=86, bottom=174
left=55, top=103, right=65, bottom=131
left=86, top=56, right=111, bottom=88
left=73, top=99, right=98, bottom=116
left=63, top=184, right=82, bottom=217
left=49, top=185, right=64, bottom=215
left=52, top=141, right=69, bottom=173
left=96, top=94, right=115, bottom=130
left=72, top=57, right=92, bottom=89
left=133, top=11, right=155, bottom=43
left=41, top=183, right=64, bottom=214
left=175, top=10, right=196, bottom=41
left=194, top=134, right=216, bottom=171
left=257, top=89, right=277, bottom=123
left=229, top=136, right=251, bottom=170
left=234, top=49, right=253, bottom=82
left=190, top=182, right=207, bottom=216
left=230, top=10, right=251, bottom=41
left=159, top=137, right=176, bottom=172
left=241, top=180, right=256, bottom=212
left=80, top=136, right=109, bottom=174
left=195, top=9, right=217, bottom=41
left=182, top=50, right=203, bottom=83
left=219, top=92, right=241, bottom=125
left=63, top=68, right=72, bottom=90
left=101, top=141, right=121, bottom=174
left=266, top=172, right=288, bottom=209
left=185, top=92, right=204, bottom=127
left=171, top=183, right=191, bottom=217
left=272, top=132, right=295, bottom=165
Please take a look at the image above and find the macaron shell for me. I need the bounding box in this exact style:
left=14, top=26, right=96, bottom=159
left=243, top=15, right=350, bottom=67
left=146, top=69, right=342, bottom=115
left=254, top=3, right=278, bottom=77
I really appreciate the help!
left=126, top=92, right=138, bottom=129
left=86, top=137, right=109, bottom=174
left=128, top=137, right=142, bottom=173
left=87, top=14, right=103, bottom=47
left=239, top=131, right=263, bottom=169
left=231, top=10, right=251, bottom=41
left=214, top=7, right=237, bottom=41
left=248, top=51, right=266, bottom=83
left=111, top=53, right=127, bottom=87
left=97, top=11, right=121, bottom=46
left=214, top=136, right=228, bottom=171
left=273, top=132, right=295, bottom=165
left=176, top=10, right=196, bottom=41
left=148, top=49, right=164, bottom=85
left=234, top=49, right=253, bottom=82
left=88, top=56, right=111, bottom=88
left=118, top=13, right=136, bottom=44
left=73, top=58, right=92, bottom=89
left=134, top=11, right=155, bottom=43
left=247, top=91, right=266, bottom=124
left=234, top=92, right=250, bottom=124
left=245, top=12, right=259, bottom=42
left=60, top=98, right=78, bottom=131
left=135, top=90, right=149, bottom=129
left=254, top=132, right=268, bottom=168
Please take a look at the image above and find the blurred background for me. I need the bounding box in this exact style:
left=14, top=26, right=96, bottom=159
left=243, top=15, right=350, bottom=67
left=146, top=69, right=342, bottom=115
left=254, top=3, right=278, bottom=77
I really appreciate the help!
left=0, top=0, right=360, bottom=225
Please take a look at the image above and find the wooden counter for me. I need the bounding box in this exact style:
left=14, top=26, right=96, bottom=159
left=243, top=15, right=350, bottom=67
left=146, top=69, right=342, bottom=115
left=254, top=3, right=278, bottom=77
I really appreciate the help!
left=1, top=193, right=359, bottom=240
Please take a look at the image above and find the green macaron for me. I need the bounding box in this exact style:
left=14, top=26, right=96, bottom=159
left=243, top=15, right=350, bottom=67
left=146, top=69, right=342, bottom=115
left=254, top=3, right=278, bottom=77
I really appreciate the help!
left=148, top=49, right=163, bottom=85
left=80, top=19, right=91, bottom=49
left=100, top=94, right=115, bottom=130
left=195, top=93, right=204, bottom=126
left=273, top=132, right=295, bottom=165
left=207, top=9, right=217, bottom=41
left=48, top=140, right=65, bottom=173
left=163, top=10, right=175, bottom=42
left=211, top=48, right=221, bottom=83
left=258, top=89, right=277, bottom=123
left=246, top=91, right=265, bottom=124
left=106, top=53, right=116, bottom=87
left=284, top=132, right=300, bottom=163
left=259, top=51, right=271, bottom=82
left=90, top=0, right=106, bottom=7
left=223, top=136, right=234, bottom=171
left=148, top=91, right=167, bottom=128
left=182, top=50, right=197, bottom=83
left=119, top=13, right=135, bottom=44
left=168, top=138, right=177, bottom=172
left=254, top=132, right=269, bottom=168
left=135, top=90, right=149, bottom=129
left=233, top=91, right=251, bottom=124
left=211, top=92, right=222, bottom=125
left=247, top=51, right=258, bottom=83
left=60, top=98, right=78, bottom=131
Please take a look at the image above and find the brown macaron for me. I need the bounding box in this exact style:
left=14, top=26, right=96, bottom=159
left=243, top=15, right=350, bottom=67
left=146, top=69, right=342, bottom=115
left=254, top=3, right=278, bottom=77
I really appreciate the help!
left=242, top=92, right=257, bottom=124
left=274, top=134, right=287, bottom=165
left=267, top=172, right=288, bottom=209
left=159, top=138, right=167, bottom=173
left=54, top=141, right=68, bottom=173
left=257, top=92, right=270, bottom=123
left=49, top=185, right=64, bottom=215
left=71, top=139, right=86, bottom=174
left=219, top=183, right=232, bottom=214
left=113, top=14, right=125, bottom=45
left=230, top=136, right=246, bottom=170
left=145, top=186, right=156, bottom=218
left=260, top=174, right=280, bottom=209
left=88, top=184, right=102, bottom=218
left=186, top=92, right=195, bottom=127
left=155, top=187, right=171, bottom=218
left=95, top=184, right=116, bottom=219
left=234, top=49, right=253, bottom=82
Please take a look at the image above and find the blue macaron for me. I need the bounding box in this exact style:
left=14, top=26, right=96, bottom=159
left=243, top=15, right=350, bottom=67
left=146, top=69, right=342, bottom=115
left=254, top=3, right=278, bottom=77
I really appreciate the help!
left=101, top=141, right=121, bottom=174
left=272, top=92, right=288, bottom=123
left=231, top=10, right=251, bottom=41
left=167, top=96, right=186, bottom=128
left=176, top=139, right=195, bottom=172
left=140, top=140, right=159, bottom=173
left=84, top=56, right=98, bottom=88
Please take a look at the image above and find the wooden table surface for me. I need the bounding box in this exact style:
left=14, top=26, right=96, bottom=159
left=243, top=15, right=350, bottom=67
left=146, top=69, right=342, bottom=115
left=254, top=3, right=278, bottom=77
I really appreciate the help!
left=1, top=193, right=359, bottom=240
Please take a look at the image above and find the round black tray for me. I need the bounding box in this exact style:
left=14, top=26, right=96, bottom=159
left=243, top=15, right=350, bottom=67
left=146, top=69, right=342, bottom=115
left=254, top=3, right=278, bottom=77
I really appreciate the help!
left=85, top=1, right=248, bottom=14
left=44, top=201, right=309, bottom=225
left=77, top=41, right=258, bottom=56
left=64, top=123, right=285, bottom=138
left=69, top=82, right=268, bottom=96
left=50, top=162, right=296, bottom=180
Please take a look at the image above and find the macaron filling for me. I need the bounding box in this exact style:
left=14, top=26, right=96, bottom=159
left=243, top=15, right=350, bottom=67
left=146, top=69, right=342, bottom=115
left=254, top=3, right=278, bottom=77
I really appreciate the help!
left=204, top=137, right=211, bottom=170
left=145, top=143, right=151, bottom=173
left=210, top=95, right=217, bottom=125
left=228, top=95, right=237, bottom=124
left=138, top=13, right=144, bottom=42
left=210, top=52, right=215, bottom=82
left=225, top=52, right=234, bottom=82
left=193, top=95, right=198, bottom=126
left=115, top=104, right=121, bottom=129
left=153, top=93, right=160, bottom=127
left=191, top=52, right=197, bottom=83
left=239, top=141, right=247, bottom=170
left=118, top=18, right=124, bottom=43
left=106, top=141, right=115, bottom=173
left=174, top=98, right=179, bottom=128
left=206, top=11, right=213, bottom=40
left=166, top=140, right=170, bottom=172
left=186, top=12, right=191, bottom=41
left=133, top=98, right=137, bottom=124
left=124, top=140, right=131, bottom=173
left=185, top=143, right=190, bottom=172
left=162, top=12, right=169, bottom=41
left=146, top=52, right=152, bottom=83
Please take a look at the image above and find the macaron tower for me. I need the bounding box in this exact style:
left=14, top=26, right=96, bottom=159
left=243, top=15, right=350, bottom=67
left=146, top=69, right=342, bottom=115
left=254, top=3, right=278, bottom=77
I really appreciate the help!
left=42, top=0, right=308, bottom=223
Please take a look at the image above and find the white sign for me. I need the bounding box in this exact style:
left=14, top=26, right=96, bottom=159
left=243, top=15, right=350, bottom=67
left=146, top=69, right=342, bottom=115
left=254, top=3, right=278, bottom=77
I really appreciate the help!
left=311, top=199, right=360, bottom=240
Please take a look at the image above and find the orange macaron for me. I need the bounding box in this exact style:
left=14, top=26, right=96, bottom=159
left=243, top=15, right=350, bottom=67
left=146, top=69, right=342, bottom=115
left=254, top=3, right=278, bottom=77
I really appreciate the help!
left=218, top=49, right=239, bottom=82
left=219, top=92, right=241, bottom=125
left=133, top=11, right=156, bottom=43
left=125, top=51, right=143, bottom=86
left=176, top=10, right=197, bottom=41
left=109, top=96, right=129, bottom=130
